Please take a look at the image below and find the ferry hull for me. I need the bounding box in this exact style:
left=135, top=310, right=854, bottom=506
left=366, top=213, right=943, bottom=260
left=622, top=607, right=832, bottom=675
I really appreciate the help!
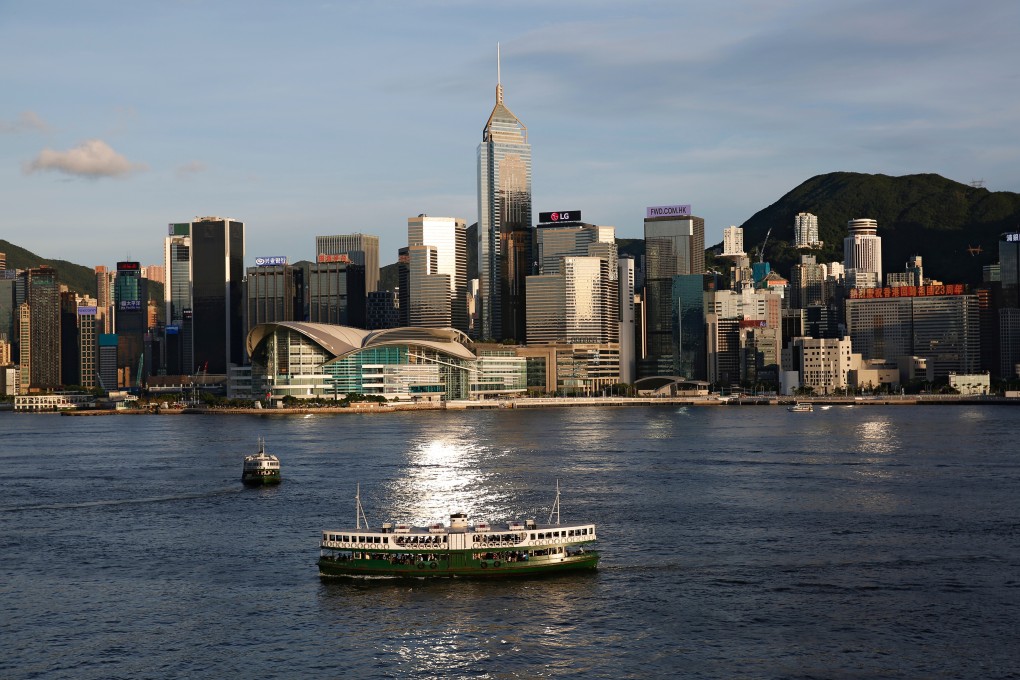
left=242, top=473, right=281, bottom=486
left=318, top=552, right=599, bottom=579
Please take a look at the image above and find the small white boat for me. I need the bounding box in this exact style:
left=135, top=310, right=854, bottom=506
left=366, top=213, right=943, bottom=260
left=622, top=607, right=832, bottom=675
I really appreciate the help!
left=242, top=437, right=281, bottom=486
left=788, top=403, right=813, bottom=413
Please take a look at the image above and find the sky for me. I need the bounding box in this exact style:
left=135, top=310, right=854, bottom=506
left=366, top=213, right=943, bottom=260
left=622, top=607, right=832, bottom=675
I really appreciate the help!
left=3, top=0, right=1019, bottom=270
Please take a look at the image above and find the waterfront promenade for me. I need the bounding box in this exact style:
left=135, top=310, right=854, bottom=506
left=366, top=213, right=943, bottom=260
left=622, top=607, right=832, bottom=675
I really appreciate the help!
left=42, top=392, right=1020, bottom=416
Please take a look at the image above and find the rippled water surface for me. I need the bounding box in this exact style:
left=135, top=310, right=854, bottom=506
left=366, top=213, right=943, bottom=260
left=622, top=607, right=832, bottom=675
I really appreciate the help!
left=2, top=405, right=1020, bottom=678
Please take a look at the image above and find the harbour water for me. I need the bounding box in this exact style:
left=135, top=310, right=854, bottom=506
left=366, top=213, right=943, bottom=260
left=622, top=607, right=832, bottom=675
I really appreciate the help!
left=2, top=405, right=1019, bottom=678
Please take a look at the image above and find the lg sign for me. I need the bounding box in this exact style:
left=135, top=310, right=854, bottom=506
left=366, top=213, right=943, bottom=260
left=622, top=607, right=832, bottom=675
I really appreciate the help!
left=539, top=210, right=581, bottom=223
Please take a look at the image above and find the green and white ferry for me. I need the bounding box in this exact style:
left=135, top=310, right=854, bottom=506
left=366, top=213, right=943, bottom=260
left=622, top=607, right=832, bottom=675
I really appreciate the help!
left=241, top=437, right=281, bottom=486
left=318, top=484, right=599, bottom=578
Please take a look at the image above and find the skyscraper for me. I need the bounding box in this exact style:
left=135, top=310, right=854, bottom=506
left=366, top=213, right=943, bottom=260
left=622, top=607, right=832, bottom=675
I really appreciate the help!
left=844, top=218, right=883, bottom=288
left=25, top=266, right=61, bottom=389
left=246, top=261, right=304, bottom=335
left=165, top=218, right=245, bottom=374
left=306, top=259, right=366, bottom=327
left=192, top=217, right=245, bottom=373
left=406, top=244, right=452, bottom=328
left=115, top=261, right=147, bottom=387
left=997, top=232, right=1020, bottom=378
left=535, top=222, right=617, bottom=277
left=477, top=46, right=532, bottom=342
left=315, top=234, right=380, bottom=293
left=525, top=257, right=616, bottom=345
left=618, top=257, right=637, bottom=384
left=642, top=205, right=705, bottom=375
left=407, top=215, right=469, bottom=332
left=164, top=223, right=194, bottom=374
left=95, top=265, right=115, bottom=334
left=794, top=212, right=819, bottom=248
left=722, top=226, right=745, bottom=257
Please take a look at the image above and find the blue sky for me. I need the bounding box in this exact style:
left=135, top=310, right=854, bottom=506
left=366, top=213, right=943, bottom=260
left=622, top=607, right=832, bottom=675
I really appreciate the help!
left=3, top=0, right=1019, bottom=270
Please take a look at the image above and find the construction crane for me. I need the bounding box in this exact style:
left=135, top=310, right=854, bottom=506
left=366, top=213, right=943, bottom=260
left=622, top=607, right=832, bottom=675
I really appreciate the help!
left=757, top=227, right=773, bottom=263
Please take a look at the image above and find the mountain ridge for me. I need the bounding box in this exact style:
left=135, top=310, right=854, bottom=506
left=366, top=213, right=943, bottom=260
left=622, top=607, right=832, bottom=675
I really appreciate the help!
left=738, top=172, right=1020, bottom=284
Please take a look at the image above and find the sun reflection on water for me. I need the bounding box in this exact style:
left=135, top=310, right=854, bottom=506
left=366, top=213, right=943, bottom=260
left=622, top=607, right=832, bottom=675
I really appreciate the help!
left=380, top=435, right=513, bottom=527
left=853, top=418, right=899, bottom=456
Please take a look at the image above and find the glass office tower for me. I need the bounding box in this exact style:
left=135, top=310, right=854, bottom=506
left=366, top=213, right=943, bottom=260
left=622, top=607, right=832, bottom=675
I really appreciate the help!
left=114, top=261, right=147, bottom=387
left=477, top=48, right=532, bottom=342
left=643, top=213, right=705, bottom=375
left=164, top=223, right=194, bottom=374
left=165, top=218, right=245, bottom=376
left=407, top=215, right=469, bottom=333
left=26, top=266, right=61, bottom=389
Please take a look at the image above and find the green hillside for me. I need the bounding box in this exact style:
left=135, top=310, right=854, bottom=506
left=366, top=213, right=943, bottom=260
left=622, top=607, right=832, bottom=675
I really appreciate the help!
left=1, top=239, right=99, bottom=297
left=738, top=172, right=1020, bottom=285
left=1, top=239, right=163, bottom=316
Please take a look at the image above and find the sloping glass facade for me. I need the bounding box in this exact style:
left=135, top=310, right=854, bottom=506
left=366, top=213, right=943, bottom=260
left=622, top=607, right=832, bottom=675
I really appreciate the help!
left=478, top=77, right=532, bottom=342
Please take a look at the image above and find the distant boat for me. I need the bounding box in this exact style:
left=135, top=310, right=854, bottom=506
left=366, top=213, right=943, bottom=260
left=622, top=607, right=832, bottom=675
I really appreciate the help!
left=318, top=482, right=599, bottom=578
left=819, top=405, right=832, bottom=410
left=242, top=437, right=281, bottom=486
left=788, top=403, right=813, bottom=413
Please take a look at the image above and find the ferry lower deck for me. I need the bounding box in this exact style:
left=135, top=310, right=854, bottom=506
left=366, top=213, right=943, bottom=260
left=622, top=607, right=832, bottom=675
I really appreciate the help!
left=317, top=545, right=599, bottom=578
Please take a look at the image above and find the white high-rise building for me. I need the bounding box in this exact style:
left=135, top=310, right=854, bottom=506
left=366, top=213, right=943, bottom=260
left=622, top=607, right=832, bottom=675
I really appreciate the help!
left=722, top=226, right=745, bottom=257
left=843, top=218, right=882, bottom=288
left=795, top=213, right=819, bottom=248
left=535, top=223, right=616, bottom=277
left=526, top=257, right=616, bottom=345
left=407, top=215, right=468, bottom=332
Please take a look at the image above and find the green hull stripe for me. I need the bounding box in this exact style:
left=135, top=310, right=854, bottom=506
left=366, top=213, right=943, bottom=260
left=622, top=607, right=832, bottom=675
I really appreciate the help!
left=318, top=554, right=599, bottom=578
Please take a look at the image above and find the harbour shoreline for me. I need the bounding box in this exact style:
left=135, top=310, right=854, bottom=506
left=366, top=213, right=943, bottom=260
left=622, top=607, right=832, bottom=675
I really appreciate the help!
left=46, top=394, right=1020, bottom=415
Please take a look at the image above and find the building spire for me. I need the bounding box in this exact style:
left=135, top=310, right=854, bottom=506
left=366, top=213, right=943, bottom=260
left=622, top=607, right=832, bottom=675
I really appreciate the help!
left=496, top=42, right=503, bottom=105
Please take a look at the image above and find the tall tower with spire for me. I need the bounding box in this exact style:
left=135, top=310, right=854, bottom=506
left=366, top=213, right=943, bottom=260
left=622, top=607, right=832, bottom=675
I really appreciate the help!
left=477, top=44, right=533, bottom=342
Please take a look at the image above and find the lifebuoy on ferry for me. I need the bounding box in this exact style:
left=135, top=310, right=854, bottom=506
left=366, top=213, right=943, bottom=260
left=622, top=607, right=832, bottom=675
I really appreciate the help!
left=416, top=562, right=425, bottom=569
left=429, top=562, right=437, bottom=569
left=493, top=560, right=501, bottom=568
left=480, top=561, right=488, bottom=568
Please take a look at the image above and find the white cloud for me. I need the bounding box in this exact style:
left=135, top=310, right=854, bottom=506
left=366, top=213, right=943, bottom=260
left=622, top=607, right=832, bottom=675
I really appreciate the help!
left=24, top=139, right=147, bottom=178
left=0, top=110, right=50, bottom=134
left=176, top=160, right=208, bottom=178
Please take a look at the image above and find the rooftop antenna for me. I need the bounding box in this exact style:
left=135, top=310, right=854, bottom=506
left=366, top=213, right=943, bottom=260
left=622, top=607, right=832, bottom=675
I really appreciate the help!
left=496, top=42, right=503, bottom=105
left=547, top=479, right=561, bottom=525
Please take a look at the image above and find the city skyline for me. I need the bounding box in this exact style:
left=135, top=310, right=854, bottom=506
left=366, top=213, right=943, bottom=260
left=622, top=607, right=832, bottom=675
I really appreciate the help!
left=3, top=1, right=1019, bottom=270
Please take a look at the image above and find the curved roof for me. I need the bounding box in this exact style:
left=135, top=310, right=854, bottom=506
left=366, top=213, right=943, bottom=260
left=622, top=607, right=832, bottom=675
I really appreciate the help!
left=634, top=376, right=710, bottom=390
left=247, top=322, right=477, bottom=362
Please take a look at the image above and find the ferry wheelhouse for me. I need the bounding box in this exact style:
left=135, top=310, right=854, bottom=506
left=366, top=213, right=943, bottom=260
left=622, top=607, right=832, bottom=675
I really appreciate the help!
left=241, top=438, right=281, bottom=486
left=318, top=484, right=599, bottom=578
